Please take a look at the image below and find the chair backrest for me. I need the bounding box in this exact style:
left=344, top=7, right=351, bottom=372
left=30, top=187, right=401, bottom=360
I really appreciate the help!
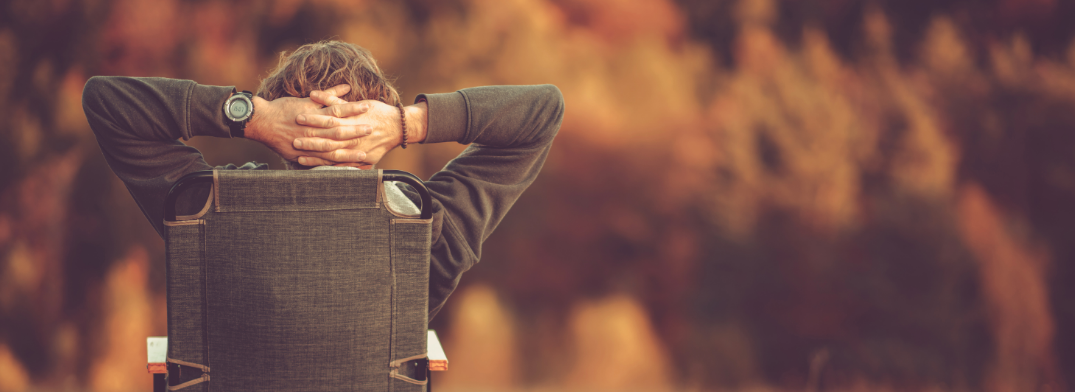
left=163, top=169, right=432, bottom=391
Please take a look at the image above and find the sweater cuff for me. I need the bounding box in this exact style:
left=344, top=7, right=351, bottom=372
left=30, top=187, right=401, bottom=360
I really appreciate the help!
left=188, top=84, right=235, bottom=139
left=416, top=91, right=468, bottom=144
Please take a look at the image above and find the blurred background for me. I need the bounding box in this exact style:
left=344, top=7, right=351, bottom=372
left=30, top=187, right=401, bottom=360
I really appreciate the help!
left=1, top=0, right=1074, bottom=391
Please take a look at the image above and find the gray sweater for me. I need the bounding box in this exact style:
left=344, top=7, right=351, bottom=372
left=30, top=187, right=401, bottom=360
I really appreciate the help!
left=82, top=76, right=563, bottom=317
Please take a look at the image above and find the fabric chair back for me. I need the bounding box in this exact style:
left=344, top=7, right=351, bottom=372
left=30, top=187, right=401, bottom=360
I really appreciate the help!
left=163, top=169, right=431, bottom=391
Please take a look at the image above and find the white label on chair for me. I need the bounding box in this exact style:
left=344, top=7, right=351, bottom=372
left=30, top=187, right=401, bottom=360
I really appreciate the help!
left=147, top=337, right=168, bottom=364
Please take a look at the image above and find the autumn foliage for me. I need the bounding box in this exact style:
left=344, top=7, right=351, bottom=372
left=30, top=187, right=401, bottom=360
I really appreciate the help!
left=1, top=0, right=1074, bottom=391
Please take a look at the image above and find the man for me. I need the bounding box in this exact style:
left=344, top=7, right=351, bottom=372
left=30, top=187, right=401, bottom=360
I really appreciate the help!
left=82, top=40, right=564, bottom=317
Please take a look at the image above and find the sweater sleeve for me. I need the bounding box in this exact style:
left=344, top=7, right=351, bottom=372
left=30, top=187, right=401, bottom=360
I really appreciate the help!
left=408, top=85, right=564, bottom=318
left=82, top=76, right=236, bottom=237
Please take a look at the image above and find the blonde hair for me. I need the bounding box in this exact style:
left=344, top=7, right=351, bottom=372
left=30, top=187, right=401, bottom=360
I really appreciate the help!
left=257, top=40, right=400, bottom=169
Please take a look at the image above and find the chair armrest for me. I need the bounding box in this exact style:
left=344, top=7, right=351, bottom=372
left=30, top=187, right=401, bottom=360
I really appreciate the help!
left=427, top=330, right=448, bottom=371
left=147, top=337, right=167, bottom=374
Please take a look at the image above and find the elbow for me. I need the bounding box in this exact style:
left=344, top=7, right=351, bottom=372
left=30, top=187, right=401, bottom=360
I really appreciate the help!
left=82, top=76, right=108, bottom=111
left=543, top=84, right=565, bottom=123
left=82, top=76, right=110, bottom=129
left=83, top=76, right=124, bottom=137
left=537, top=84, right=565, bottom=143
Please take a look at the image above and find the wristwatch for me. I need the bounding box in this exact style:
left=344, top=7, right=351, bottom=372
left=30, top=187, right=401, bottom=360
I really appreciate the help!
left=223, top=90, right=255, bottom=138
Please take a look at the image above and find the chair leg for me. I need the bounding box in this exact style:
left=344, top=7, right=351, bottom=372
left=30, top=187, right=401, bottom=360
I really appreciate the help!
left=153, top=373, right=166, bottom=392
left=427, top=367, right=432, bottom=392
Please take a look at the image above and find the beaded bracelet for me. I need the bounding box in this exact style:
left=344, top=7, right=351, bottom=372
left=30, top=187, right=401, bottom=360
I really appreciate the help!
left=396, top=103, right=408, bottom=149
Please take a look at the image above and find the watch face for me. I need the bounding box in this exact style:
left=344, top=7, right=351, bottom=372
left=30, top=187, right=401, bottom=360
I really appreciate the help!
left=226, top=94, right=253, bottom=122
left=224, top=92, right=253, bottom=137
left=228, top=99, right=249, bottom=119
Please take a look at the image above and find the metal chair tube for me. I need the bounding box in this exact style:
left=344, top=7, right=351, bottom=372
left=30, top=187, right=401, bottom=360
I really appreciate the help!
left=165, top=170, right=432, bottom=221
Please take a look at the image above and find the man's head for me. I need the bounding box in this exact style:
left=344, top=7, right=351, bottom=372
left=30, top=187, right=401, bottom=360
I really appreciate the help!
left=258, top=40, right=400, bottom=168
left=259, top=40, right=400, bottom=105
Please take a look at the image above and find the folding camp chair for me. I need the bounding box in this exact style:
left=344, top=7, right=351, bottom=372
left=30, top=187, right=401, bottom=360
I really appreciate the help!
left=146, top=169, right=446, bottom=391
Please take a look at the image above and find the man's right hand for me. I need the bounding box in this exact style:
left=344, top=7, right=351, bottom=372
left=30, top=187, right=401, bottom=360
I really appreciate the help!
left=245, top=84, right=371, bottom=163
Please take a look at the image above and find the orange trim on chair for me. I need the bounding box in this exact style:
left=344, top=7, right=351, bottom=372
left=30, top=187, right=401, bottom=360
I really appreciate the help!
left=429, top=359, right=448, bottom=371
left=148, top=363, right=167, bottom=374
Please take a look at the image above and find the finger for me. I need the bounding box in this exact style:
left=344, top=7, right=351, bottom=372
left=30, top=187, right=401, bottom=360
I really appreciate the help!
left=296, top=113, right=342, bottom=128
left=293, top=137, right=357, bottom=152
left=310, top=89, right=349, bottom=106
left=297, top=123, right=372, bottom=140
left=295, top=114, right=373, bottom=138
left=314, top=84, right=351, bottom=100
left=324, top=84, right=351, bottom=96
left=309, top=93, right=348, bottom=106
left=296, top=156, right=337, bottom=167
left=301, top=149, right=368, bottom=164
left=325, top=95, right=348, bottom=105
left=319, top=101, right=370, bottom=118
